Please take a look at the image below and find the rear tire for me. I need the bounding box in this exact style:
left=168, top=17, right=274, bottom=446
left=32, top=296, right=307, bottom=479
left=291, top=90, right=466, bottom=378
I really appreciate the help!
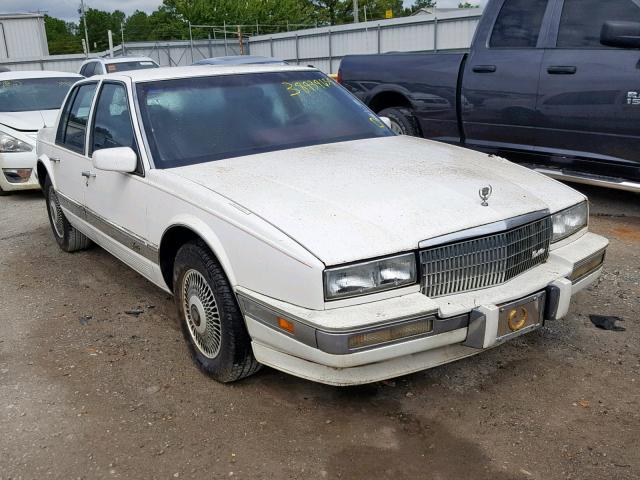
left=44, top=177, right=92, bottom=252
left=379, top=107, right=421, bottom=136
left=173, top=240, right=261, bottom=383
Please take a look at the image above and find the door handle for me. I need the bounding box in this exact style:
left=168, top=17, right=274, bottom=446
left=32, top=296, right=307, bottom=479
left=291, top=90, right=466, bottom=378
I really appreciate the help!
left=49, top=156, right=60, bottom=163
left=472, top=65, right=497, bottom=73
left=81, top=171, right=96, bottom=178
left=547, top=66, right=576, bottom=75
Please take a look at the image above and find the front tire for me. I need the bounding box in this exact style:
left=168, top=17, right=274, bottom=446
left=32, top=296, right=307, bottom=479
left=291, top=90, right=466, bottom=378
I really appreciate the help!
left=44, top=177, right=92, bottom=252
left=379, top=107, right=421, bottom=136
left=173, top=240, right=260, bottom=383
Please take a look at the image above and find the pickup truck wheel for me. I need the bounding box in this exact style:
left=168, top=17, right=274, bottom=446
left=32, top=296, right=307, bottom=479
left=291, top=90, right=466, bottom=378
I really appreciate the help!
left=379, top=107, right=420, bottom=136
left=173, top=240, right=261, bottom=383
left=44, top=177, right=92, bottom=252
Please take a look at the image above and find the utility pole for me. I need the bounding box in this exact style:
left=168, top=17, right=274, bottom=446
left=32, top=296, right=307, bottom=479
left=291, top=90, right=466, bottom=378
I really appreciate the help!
left=80, top=0, right=90, bottom=56
left=121, top=21, right=126, bottom=56
left=353, top=0, right=359, bottom=22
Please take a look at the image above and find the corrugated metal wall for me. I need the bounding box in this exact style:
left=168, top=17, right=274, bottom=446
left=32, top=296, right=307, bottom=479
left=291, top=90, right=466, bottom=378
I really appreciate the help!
left=0, top=15, right=48, bottom=60
left=249, top=9, right=482, bottom=73
left=0, top=39, right=242, bottom=73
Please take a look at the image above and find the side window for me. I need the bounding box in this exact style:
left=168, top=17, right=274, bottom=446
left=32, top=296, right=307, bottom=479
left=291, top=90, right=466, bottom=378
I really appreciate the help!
left=56, top=83, right=97, bottom=154
left=558, top=0, right=640, bottom=48
left=91, top=83, right=139, bottom=167
left=79, top=64, right=88, bottom=77
left=85, top=62, right=97, bottom=77
left=490, top=0, right=549, bottom=48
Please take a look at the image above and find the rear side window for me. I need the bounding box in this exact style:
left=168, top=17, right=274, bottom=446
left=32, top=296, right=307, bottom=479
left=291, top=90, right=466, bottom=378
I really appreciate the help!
left=557, top=0, right=640, bottom=48
left=56, top=83, right=97, bottom=154
left=490, top=0, right=549, bottom=48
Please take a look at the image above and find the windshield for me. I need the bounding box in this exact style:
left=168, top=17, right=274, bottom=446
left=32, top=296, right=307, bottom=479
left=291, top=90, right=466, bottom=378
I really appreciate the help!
left=106, top=61, right=158, bottom=73
left=0, top=77, right=78, bottom=112
left=136, top=71, right=394, bottom=168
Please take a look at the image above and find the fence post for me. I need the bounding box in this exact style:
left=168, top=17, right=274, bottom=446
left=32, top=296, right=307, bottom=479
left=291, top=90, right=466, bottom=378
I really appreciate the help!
left=295, top=34, right=299, bottom=65
left=189, top=22, right=194, bottom=63
left=270, top=37, right=274, bottom=57
left=377, top=24, right=381, bottom=53
left=328, top=30, right=332, bottom=73
left=167, top=44, right=173, bottom=66
left=108, top=30, right=114, bottom=57
left=223, top=21, right=228, bottom=56
left=434, top=17, right=438, bottom=52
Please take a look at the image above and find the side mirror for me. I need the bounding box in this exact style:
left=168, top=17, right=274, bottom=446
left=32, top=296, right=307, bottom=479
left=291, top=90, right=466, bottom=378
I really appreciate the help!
left=92, top=147, right=137, bottom=173
left=380, top=116, right=392, bottom=129
left=601, top=21, right=640, bottom=48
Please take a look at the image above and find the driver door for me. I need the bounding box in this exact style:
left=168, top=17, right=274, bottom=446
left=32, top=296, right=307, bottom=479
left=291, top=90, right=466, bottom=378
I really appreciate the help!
left=83, top=81, right=155, bottom=276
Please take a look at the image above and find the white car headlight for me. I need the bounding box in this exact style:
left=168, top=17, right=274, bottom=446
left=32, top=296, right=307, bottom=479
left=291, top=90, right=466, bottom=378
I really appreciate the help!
left=324, top=253, right=417, bottom=300
left=551, top=202, right=588, bottom=243
left=0, top=131, right=33, bottom=153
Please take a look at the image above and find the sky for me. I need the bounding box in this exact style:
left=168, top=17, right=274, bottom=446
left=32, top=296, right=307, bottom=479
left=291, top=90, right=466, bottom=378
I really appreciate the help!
left=1, top=0, right=488, bottom=22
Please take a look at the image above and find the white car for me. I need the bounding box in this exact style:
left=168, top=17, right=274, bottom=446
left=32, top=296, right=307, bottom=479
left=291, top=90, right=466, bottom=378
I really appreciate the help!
left=36, top=65, right=609, bottom=386
left=78, top=56, right=159, bottom=78
left=0, top=70, right=81, bottom=195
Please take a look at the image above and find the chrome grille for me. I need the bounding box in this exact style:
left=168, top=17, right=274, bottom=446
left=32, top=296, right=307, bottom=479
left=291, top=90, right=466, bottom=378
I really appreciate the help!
left=420, top=216, right=552, bottom=298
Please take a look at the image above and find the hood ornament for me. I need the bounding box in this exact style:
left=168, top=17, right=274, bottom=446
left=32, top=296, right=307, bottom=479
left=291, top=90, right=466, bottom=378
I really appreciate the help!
left=479, top=185, right=492, bottom=207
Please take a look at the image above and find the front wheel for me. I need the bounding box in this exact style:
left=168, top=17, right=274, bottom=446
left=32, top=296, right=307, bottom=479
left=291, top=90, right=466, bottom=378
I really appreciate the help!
left=44, top=177, right=91, bottom=252
left=378, top=107, right=421, bottom=136
left=173, top=240, right=260, bottom=383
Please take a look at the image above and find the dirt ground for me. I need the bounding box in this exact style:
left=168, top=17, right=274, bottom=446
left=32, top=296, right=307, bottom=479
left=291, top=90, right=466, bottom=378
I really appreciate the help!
left=1, top=183, right=638, bottom=480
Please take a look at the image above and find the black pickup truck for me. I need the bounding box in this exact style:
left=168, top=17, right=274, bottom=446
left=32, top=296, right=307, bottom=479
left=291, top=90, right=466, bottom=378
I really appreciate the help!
left=339, top=0, right=640, bottom=193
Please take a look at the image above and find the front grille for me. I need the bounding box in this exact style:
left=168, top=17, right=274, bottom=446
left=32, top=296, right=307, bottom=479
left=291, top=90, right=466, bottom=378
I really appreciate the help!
left=420, top=216, right=552, bottom=298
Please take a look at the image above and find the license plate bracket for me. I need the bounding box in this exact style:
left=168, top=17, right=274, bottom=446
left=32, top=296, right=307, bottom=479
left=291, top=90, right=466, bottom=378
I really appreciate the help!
left=497, top=291, right=546, bottom=342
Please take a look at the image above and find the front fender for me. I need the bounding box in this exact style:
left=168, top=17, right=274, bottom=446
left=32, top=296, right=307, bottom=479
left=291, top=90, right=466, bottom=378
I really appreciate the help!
left=162, top=214, right=237, bottom=287
left=36, top=154, right=57, bottom=190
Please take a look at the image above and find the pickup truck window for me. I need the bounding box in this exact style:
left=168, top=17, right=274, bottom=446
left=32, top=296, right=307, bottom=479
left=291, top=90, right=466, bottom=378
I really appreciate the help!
left=557, top=0, right=640, bottom=48
left=490, top=0, right=548, bottom=48
left=56, top=83, right=97, bottom=154
left=90, top=83, right=136, bottom=155
left=136, top=71, right=394, bottom=168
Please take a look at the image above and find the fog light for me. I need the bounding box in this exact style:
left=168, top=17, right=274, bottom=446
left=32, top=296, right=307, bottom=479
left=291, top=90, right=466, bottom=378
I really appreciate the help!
left=568, top=250, right=606, bottom=282
left=348, top=319, right=432, bottom=350
left=3, top=168, right=32, bottom=184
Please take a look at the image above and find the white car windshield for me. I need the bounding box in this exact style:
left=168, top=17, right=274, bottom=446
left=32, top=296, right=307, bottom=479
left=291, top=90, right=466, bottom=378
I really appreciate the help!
left=0, top=77, right=78, bottom=112
left=136, top=71, right=394, bottom=168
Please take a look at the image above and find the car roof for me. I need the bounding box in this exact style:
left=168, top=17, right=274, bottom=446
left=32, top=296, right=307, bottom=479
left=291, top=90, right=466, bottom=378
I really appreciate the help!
left=84, top=56, right=157, bottom=65
left=0, top=70, right=82, bottom=80
left=193, top=55, right=286, bottom=66
left=99, top=64, right=316, bottom=83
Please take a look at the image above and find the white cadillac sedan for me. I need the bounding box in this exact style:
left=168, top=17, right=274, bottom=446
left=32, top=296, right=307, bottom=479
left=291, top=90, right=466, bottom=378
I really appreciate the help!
left=36, top=65, right=608, bottom=386
left=0, top=71, right=81, bottom=194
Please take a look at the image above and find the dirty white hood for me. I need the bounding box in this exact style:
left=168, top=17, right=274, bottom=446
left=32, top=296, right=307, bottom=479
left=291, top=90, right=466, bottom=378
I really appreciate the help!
left=0, top=110, right=59, bottom=132
left=169, top=136, right=584, bottom=265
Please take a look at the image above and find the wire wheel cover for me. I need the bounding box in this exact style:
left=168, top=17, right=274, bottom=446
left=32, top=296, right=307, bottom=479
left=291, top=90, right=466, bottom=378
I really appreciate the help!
left=182, top=269, right=222, bottom=358
left=48, top=188, right=64, bottom=238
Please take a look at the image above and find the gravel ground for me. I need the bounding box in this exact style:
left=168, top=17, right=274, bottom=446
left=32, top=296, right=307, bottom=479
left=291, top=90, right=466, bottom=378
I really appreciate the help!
left=0, top=183, right=638, bottom=480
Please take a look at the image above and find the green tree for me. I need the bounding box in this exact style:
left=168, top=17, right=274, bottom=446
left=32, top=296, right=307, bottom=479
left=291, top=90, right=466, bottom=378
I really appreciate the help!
left=411, top=0, right=437, bottom=11
left=79, top=8, right=126, bottom=52
left=458, top=2, right=479, bottom=7
left=44, top=15, right=82, bottom=54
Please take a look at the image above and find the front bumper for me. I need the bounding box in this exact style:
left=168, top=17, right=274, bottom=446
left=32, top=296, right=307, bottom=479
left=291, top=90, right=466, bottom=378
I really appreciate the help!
left=0, top=151, right=39, bottom=192
left=239, top=232, right=608, bottom=386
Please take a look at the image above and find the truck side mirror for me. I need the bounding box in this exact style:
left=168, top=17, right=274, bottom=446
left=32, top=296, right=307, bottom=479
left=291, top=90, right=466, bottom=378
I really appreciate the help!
left=92, top=147, right=138, bottom=173
left=601, top=21, right=640, bottom=49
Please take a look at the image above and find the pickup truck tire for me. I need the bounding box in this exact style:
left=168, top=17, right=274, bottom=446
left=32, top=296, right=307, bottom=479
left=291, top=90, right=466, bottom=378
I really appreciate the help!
left=44, top=177, right=92, bottom=253
left=173, top=240, right=261, bottom=383
left=378, top=107, right=420, bottom=136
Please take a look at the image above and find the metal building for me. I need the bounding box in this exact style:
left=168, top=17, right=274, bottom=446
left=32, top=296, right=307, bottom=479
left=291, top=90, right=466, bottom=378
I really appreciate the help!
left=0, top=13, right=49, bottom=60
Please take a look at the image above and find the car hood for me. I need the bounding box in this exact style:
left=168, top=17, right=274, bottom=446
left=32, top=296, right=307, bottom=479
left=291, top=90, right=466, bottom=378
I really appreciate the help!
left=168, top=136, right=584, bottom=265
left=0, top=110, right=58, bottom=132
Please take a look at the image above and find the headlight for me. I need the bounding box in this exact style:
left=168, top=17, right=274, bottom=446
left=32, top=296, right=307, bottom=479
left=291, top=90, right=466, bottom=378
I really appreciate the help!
left=324, top=253, right=417, bottom=300
left=551, top=202, right=588, bottom=243
left=0, top=131, right=33, bottom=153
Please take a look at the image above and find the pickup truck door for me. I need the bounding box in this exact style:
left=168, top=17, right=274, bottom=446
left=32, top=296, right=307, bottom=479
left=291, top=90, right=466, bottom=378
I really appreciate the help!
left=52, top=82, right=98, bottom=220
left=83, top=81, right=155, bottom=276
left=536, top=0, right=640, bottom=182
left=461, top=0, right=552, bottom=152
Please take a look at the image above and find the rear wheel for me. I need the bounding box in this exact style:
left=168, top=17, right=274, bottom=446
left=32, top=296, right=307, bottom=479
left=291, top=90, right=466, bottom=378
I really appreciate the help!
left=173, top=240, right=260, bottom=383
left=44, top=177, right=91, bottom=252
left=379, top=107, right=421, bottom=136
